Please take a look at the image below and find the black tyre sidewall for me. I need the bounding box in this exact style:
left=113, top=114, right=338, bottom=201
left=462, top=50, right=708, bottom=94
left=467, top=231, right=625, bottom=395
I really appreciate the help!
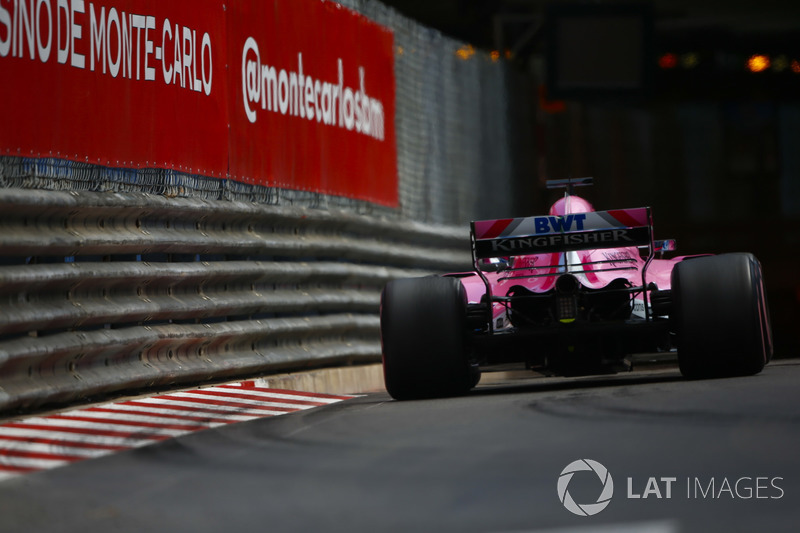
left=380, top=276, right=471, bottom=400
left=672, top=253, right=770, bottom=378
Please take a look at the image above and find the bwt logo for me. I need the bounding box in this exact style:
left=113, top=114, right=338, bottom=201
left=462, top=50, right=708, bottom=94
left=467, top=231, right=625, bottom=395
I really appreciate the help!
left=534, top=214, right=587, bottom=234
left=557, top=459, right=614, bottom=516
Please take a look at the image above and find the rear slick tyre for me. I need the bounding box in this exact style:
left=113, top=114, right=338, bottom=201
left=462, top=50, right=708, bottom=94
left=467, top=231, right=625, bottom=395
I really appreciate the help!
left=380, top=276, right=472, bottom=400
left=672, top=253, right=772, bottom=379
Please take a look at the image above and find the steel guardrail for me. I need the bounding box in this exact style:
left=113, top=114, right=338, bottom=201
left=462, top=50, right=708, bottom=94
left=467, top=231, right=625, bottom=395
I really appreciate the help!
left=0, top=189, right=472, bottom=413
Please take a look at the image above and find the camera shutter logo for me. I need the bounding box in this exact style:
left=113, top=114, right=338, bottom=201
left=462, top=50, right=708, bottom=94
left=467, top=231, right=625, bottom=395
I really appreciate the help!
left=557, top=459, right=614, bottom=516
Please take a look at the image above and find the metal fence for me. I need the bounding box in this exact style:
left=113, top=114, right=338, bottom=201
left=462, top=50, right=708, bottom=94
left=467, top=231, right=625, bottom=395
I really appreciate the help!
left=0, top=189, right=472, bottom=412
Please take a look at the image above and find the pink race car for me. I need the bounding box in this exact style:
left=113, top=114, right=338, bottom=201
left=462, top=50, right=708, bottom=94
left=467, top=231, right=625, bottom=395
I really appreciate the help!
left=380, top=178, right=773, bottom=400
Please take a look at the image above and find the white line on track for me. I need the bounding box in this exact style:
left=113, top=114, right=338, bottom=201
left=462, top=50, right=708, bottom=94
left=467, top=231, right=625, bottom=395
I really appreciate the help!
left=6, top=417, right=194, bottom=437
left=53, top=409, right=231, bottom=427
left=89, top=403, right=258, bottom=423
left=0, top=441, right=108, bottom=458
left=164, top=391, right=324, bottom=409
left=0, top=426, right=166, bottom=447
left=203, top=385, right=348, bottom=403
left=125, top=397, right=293, bottom=415
left=0, top=455, right=75, bottom=470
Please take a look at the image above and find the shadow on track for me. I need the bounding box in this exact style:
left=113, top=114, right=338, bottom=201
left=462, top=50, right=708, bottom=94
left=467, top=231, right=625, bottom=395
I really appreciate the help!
left=470, top=367, right=685, bottom=398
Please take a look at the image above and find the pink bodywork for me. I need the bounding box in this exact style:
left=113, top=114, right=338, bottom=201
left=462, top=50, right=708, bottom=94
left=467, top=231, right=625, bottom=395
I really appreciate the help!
left=458, top=194, right=686, bottom=323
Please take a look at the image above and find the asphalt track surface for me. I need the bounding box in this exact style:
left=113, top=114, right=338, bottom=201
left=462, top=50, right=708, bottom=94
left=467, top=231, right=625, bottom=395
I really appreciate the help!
left=0, top=359, right=798, bottom=533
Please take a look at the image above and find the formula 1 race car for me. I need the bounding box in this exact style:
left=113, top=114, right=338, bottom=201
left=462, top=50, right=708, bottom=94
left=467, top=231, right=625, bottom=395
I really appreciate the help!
left=380, top=178, right=773, bottom=400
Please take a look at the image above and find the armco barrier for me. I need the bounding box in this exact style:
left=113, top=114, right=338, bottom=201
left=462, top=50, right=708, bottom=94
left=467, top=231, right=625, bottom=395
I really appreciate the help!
left=0, top=189, right=472, bottom=412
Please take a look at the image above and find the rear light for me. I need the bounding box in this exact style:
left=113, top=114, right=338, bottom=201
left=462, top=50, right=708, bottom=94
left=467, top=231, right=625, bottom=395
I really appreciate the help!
left=555, top=275, right=579, bottom=322
left=556, top=294, right=578, bottom=322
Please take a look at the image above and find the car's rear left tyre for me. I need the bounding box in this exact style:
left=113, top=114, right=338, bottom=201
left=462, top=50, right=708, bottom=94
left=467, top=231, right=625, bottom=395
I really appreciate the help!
left=380, top=276, right=473, bottom=400
left=672, top=253, right=772, bottom=379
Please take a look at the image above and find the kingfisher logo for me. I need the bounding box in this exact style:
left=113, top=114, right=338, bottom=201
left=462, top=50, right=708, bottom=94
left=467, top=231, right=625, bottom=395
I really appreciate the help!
left=557, top=459, right=614, bottom=516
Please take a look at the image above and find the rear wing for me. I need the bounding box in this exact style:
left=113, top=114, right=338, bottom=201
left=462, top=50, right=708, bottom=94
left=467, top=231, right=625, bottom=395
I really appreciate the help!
left=471, top=207, right=659, bottom=330
left=471, top=208, right=653, bottom=259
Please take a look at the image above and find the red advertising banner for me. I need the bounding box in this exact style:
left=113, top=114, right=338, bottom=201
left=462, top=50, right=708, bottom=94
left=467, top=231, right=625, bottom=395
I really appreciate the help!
left=228, top=1, right=397, bottom=206
left=0, top=0, right=229, bottom=176
left=0, top=0, right=398, bottom=206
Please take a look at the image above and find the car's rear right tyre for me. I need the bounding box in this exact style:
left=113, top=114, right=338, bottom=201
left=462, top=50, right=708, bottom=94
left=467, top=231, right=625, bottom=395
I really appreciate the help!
left=380, top=276, right=473, bottom=400
left=672, top=253, right=772, bottom=379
